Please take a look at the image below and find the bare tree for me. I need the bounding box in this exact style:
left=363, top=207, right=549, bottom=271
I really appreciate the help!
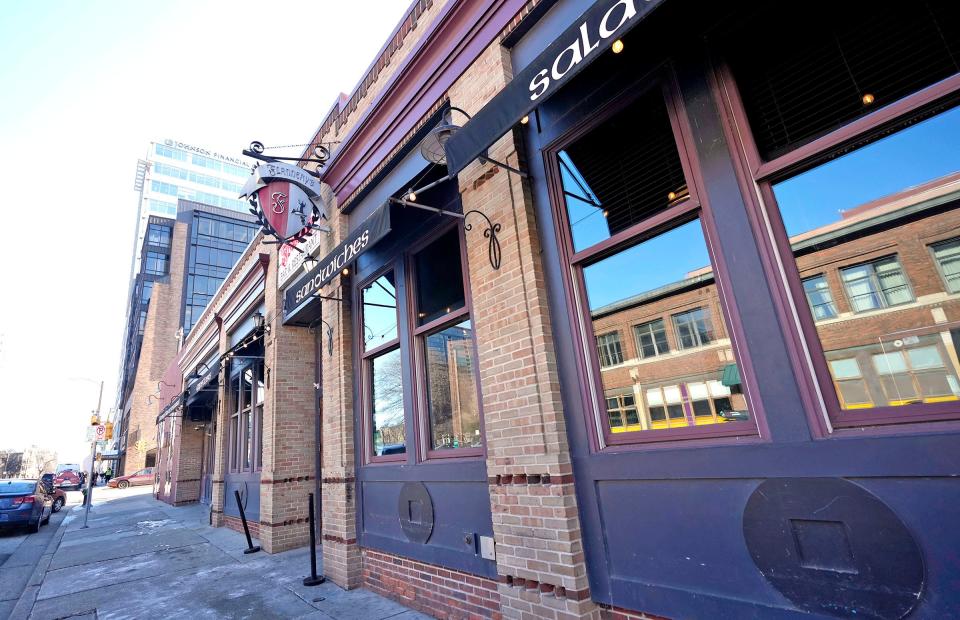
left=21, top=446, right=58, bottom=479
left=0, top=451, right=24, bottom=477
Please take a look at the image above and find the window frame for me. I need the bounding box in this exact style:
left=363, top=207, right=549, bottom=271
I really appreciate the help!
left=713, top=50, right=960, bottom=431
left=359, top=265, right=408, bottom=464
left=227, top=359, right=262, bottom=473
left=633, top=318, right=670, bottom=359
left=407, top=223, right=485, bottom=461
left=930, top=237, right=960, bottom=294
left=544, top=74, right=760, bottom=449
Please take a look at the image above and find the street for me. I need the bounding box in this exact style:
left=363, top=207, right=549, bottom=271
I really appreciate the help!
left=1, top=486, right=430, bottom=620
left=0, top=490, right=81, bottom=619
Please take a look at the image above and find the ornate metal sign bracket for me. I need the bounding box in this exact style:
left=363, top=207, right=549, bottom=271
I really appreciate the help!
left=241, top=140, right=338, bottom=175
left=388, top=197, right=502, bottom=270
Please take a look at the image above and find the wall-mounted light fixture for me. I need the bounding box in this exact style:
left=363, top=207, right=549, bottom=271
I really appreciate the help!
left=253, top=311, right=271, bottom=335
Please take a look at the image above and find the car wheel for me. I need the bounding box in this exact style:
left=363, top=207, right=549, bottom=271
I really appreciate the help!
left=52, top=497, right=64, bottom=513
left=118, top=480, right=129, bottom=489
left=32, top=516, right=41, bottom=534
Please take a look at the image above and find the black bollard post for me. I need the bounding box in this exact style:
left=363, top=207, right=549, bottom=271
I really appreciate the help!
left=303, top=492, right=326, bottom=586
left=235, top=489, right=261, bottom=554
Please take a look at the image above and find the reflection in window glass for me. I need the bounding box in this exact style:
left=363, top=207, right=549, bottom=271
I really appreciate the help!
left=362, top=272, right=398, bottom=351
left=803, top=275, right=837, bottom=321
left=772, top=105, right=960, bottom=416
left=558, top=90, right=688, bottom=252
left=370, top=348, right=405, bottom=456
left=414, top=230, right=465, bottom=325
left=582, top=219, right=749, bottom=434
left=841, top=257, right=913, bottom=312
left=424, top=321, right=480, bottom=451
left=932, top=239, right=960, bottom=293
left=672, top=308, right=714, bottom=350
left=634, top=319, right=669, bottom=359
left=557, top=89, right=688, bottom=251
left=596, top=332, right=623, bottom=367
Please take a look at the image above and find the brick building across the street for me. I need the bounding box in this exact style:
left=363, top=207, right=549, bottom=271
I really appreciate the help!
left=152, top=1, right=960, bottom=619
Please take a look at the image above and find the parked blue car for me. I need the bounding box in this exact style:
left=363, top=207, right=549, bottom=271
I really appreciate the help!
left=0, top=479, right=53, bottom=533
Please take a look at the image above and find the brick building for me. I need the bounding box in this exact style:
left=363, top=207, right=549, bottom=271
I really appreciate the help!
left=116, top=200, right=257, bottom=476
left=155, top=1, right=960, bottom=618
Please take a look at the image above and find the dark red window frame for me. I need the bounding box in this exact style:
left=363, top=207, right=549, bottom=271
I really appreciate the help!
left=544, top=73, right=761, bottom=449
left=359, top=264, right=407, bottom=464
left=357, top=222, right=486, bottom=465
left=714, top=59, right=960, bottom=432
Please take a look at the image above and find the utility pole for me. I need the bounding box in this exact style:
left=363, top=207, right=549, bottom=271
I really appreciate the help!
left=82, top=380, right=104, bottom=529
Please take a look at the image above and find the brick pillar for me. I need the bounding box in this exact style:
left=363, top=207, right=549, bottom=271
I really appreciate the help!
left=260, top=250, right=318, bottom=553
left=311, top=197, right=362, bottom=588
left=174, top=421, right=203, bottom=504
left=211, top=317, right=229, bottom=527
left=450, top=42, right=599, bottom=620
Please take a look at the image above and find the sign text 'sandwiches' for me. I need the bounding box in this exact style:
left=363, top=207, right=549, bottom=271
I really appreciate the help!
left=284, top=201, right=391, bottom=317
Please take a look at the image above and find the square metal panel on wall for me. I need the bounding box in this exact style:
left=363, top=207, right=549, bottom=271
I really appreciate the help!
left=359, top=480, right=496, bottom=578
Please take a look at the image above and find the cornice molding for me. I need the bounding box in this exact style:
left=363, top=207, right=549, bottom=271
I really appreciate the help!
left=322, top=0, right=527, bottom=210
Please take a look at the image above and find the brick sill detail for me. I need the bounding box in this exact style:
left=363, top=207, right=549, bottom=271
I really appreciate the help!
left=500, top=575, right=590, bottom=600
left=488, top=473, right=575, bottom=486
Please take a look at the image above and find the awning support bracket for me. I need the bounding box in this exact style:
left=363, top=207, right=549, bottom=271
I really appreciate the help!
left=389, top=197, right=502, bottom=270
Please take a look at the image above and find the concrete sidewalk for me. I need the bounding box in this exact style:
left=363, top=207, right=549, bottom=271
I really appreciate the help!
left=12, top=488, right=431, bottom=620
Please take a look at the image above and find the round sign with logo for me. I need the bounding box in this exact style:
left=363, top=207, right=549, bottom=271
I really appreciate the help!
left=240, top=160, right=331, bottom=247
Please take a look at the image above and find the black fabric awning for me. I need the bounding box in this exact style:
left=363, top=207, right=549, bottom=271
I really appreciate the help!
left=185, top=387, right=216, bottom=422
left=283, top=198, right=392, bottom=322
left=443, top=0, right=665, bottom=175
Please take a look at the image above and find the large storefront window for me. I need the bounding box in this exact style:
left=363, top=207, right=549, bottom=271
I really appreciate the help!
left=362, top=271, right=405, bottom=458
left=555, top=87, right=753, bottom=443
left=767, top=105, right=960, bottom=425
left=413, top=230, right=480, bottom=454
left=360, top=226, right=483, bottom=460
left=723, top=1, right=960, bottom=427
left=228, top=361, right=263, bottom=471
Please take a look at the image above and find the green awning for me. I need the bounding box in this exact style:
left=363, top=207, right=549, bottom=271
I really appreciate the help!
left=721, top=364, right=741, bottom=387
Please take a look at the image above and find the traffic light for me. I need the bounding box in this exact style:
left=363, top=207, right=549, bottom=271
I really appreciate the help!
left=90, top=414, right=99, bottom=425
left=104, top=422, right=114, bottom=440
left=96, top=452, right=103, bottom=462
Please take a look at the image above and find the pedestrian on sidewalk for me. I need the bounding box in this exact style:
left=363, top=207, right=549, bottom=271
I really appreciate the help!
left=104, top=467, right=112, bottom=483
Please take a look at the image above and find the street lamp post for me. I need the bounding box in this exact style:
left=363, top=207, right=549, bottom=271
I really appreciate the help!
left=70, top=377, right=104, bottom=529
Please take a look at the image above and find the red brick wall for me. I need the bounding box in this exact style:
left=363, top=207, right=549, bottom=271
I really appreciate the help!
left=223, top=513, right=260, bottom=539
left=363, top=549, right=501, bottom=620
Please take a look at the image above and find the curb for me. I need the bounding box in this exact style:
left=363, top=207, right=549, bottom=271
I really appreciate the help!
left=8, top=507, right=73, bottom=620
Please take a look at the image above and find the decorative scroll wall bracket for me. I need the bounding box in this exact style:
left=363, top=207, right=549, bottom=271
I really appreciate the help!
left=241, top=140, right=338, bottom=175
left=388, top=197, right=502, bottom=270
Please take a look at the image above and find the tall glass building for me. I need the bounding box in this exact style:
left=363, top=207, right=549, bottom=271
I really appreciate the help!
left=120, top=139, right=256, bottom=388
left=114, top=139, right=260, bottom=469
left=116, top=202, right=258, bottom=419
left=130, top=139, right=253, bottom=273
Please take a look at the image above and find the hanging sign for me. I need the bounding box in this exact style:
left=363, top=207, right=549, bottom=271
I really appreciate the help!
left=240, top=161, right=332, bottom=246
left=443, top=0, right=665, bottom=175
left=283, top=200, right=392, bottom=319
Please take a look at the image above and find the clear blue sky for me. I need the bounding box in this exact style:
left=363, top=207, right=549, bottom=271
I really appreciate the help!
left=773, top=105, right=960, bottom=236
left=0, top=1, right=411, bottom=463
left=570, top=104, right=960, bottom=314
